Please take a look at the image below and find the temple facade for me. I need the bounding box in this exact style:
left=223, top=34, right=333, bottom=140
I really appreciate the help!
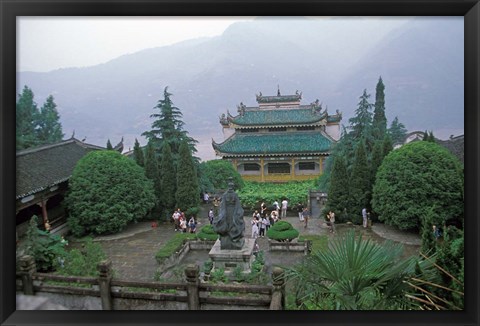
left=212, top=89, right=342, bottom=182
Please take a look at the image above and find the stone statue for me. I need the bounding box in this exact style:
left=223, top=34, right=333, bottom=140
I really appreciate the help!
left=212, top=178, right=245, bottom=250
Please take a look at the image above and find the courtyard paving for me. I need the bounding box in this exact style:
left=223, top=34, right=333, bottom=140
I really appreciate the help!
left=76, top=204, right=421, bottom=281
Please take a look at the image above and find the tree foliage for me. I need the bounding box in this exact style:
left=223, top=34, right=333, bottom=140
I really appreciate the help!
left=66, top=150, right=155, bottom=236
left=142, top=86, right=198, bottom=161
left=16, top=86, right=64, bottom=150
left=372, top=141, right=463, bottom=230
left=324, top=156, right=350, bottom=222
left=286, top=230, right=428, bottom=310
left=199, top=159, right=244, bottom=193
left=372, top=76, right=387, bottom=139
left=159, top=141, right=177, bottom=216
left=133, top=138, right=144, bottom=167
left=23, top=215, right=67, bottom=272
left=349, top=141, right=371, bottom=223
left=175, top=141, right=200, bottom=213
left=388, top=116, right=408, bottom=145
left=348, top=89, right=373, bottom=140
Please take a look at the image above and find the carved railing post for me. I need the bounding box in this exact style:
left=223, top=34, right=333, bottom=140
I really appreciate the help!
left=185, top=264, right=200, bottom=310
left=97, top=260, right=113, bottom=310
left=19, top=255, right=36, bottom=295
left=270, top=267, right=286, bottom=310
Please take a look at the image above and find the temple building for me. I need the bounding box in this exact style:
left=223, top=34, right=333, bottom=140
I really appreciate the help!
left=212, top=89, right=342, bottom=182
left=16, top=138, right=105, bottom=239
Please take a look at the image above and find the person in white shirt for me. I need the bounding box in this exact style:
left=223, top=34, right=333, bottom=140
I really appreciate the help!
left=281, top=199, right=288, bottom=218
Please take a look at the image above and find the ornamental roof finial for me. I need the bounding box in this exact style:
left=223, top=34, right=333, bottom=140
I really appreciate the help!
left=277, top=85, right=281, bottom=96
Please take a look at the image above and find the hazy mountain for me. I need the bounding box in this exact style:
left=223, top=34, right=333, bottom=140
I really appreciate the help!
left=17, top=17, right=464, bottom=160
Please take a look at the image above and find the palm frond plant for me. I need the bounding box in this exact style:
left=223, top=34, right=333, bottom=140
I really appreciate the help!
left=285, top=230, right=430, bottom=310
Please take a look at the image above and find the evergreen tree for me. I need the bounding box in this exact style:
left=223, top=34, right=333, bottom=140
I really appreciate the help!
left=428, top=131, right=435, bottom=142
left=348, top=89, right=373, bottom=140
left=142, top=87, right=198, bottom=160
left=175, top=141, right=200, bottom=214
left=369, top=140, right=385, bottom=221
left=325, top=155, right=350, bottom=222
left=144, top=141, right=162, bottom=201
left=16, top=85, right=40, bottom=149
left=382, top=133, right=393, bottom=158
left=36, top=95, right=64, bottom=144
left=372, top=77, right=387, bottom=140
left=133, top=138, right=144, bottom=167
left=106, top=139, right=113, bottom=150
left=388, top=116, right=408, bottom=145
left=422, top=130, right=429, bottom=141
left=159, top=141, right=176, bottom=217
left=349, top=141, right=370, bottom=224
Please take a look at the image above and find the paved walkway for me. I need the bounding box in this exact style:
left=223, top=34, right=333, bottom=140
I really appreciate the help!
left=72, top=206, right=420, bottom=281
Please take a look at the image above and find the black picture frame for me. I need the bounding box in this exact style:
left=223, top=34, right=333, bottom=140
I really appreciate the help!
left=1, top=1, right=478, bottom=325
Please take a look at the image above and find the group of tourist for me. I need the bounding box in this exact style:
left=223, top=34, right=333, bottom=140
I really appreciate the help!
left=171, top=208, right=197, bottom=233
left=250, top=210, right=273, bottom=239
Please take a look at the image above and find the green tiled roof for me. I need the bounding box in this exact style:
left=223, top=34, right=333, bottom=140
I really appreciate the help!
left=231, top=107, right=326, bottom=126
left=16, top=139, right=103, bottom=199
left=213, top=132, right=332, bottom=157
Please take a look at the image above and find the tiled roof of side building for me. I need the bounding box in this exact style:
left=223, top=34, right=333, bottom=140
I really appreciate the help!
left=256, top=94, right=301, bottom=103
left=16, top=138, right=104, bottom=199
left=230, top=107, right=327, bottom=126
left=213, top=131, right=333, bottom=156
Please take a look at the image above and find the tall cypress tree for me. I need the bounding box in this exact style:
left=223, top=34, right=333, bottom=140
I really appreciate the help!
left=350, top=140, right=370, bottom=224
left=133, top=138, right=144, bottom=167
left=37, top=95, right=64, bottom=144
left=159, top=141, right=176, bottom=217
left=372, top=77, right=387, bottom=140
left=325, top=155, right=350, bottom=222
left=106, top=139, right=113, bottom=150
left=175, top=141, right=200, bottom=213
left=144, top=141, right=162, bottom=217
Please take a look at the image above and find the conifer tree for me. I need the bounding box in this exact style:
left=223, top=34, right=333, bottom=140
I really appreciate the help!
left=348, top=89, right=373, bottom=140
left=159, top=141, right=176, bottom=217
left=382, top=134, right=393, bottom=158
left=106, top=139, right=113, bottom=150
left=175, top=141, right=200, bottom=213
left=36, top=95, right=64, bottom=144
left=325, top=155, right=350, bottom=222
left=350, top=141, right=370, bottom=224
left=16, top=85, right=40, bottom=149
left=144, top=141, right=162, bottom=215
left=142, top=87, right=198, bottom=160
left=388, top=116, right=408, bottom=145
left=133, top=138, right=144, bottom=167
left=372, top=77, right=387, bottom=140
left=428, top=131, right=435, bottom=142
left=422, top=130, right=429, bottom=141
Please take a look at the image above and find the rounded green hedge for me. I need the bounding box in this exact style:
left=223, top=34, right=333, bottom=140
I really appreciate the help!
left=196, top=224, right=219, bottom=241
left=267, top=221, right=299, bottom=242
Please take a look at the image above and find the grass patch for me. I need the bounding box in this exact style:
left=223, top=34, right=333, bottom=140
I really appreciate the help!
left=298, top=234, right=328, bottom=253
left=155, top=232, right=197, bottom=263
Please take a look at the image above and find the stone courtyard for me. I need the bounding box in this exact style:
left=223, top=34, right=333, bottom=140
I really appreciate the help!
left=77, top=204, right=420, bottom=282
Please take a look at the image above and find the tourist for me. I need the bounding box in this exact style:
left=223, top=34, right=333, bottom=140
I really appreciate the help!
left=253, top=210, right=261, bottom=220
left=253, top=242, right=260, bottom=257
left=263, top=214, right=271, bottom=232
left=302, top=207, right=310, bottom=229
left=179, top=216, right=187, bottom=233
left=260, top=201, right=267, bottom=217
left=328, top=211, right=336, bottom=233
left=188, top=217, right=197, bottom=233
left=259, top=215, right=267, bottom=238
left=281, top=198, right=288, bottom=218
left=273, top=200, right=279, bottom=212
left=432, top=225, right=442, bottom=239
left=172, top=208, right=181, bottom=231
left=362, top=208, right=368, bottom=228
left=203, top=192, right=210, bottom=204
left=251, top=217, right=259, bottom=239
left=297, top=202, right=304, bottom=221
left=271, top=210, right=279, bottom=224
left=208, top=208, right=214, bottom=225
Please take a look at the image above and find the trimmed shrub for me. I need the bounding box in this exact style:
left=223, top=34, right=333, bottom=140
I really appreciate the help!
left=197, top=225, right=219, bottom=241
left=267, top=221, right=299, bottom=242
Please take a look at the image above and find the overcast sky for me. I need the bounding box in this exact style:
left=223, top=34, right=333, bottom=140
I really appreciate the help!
left=17, top=17, right=254, bottom=72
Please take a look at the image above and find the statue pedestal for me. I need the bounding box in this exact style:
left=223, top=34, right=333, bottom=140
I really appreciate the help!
left=209, top=239, right=256, bottom=279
